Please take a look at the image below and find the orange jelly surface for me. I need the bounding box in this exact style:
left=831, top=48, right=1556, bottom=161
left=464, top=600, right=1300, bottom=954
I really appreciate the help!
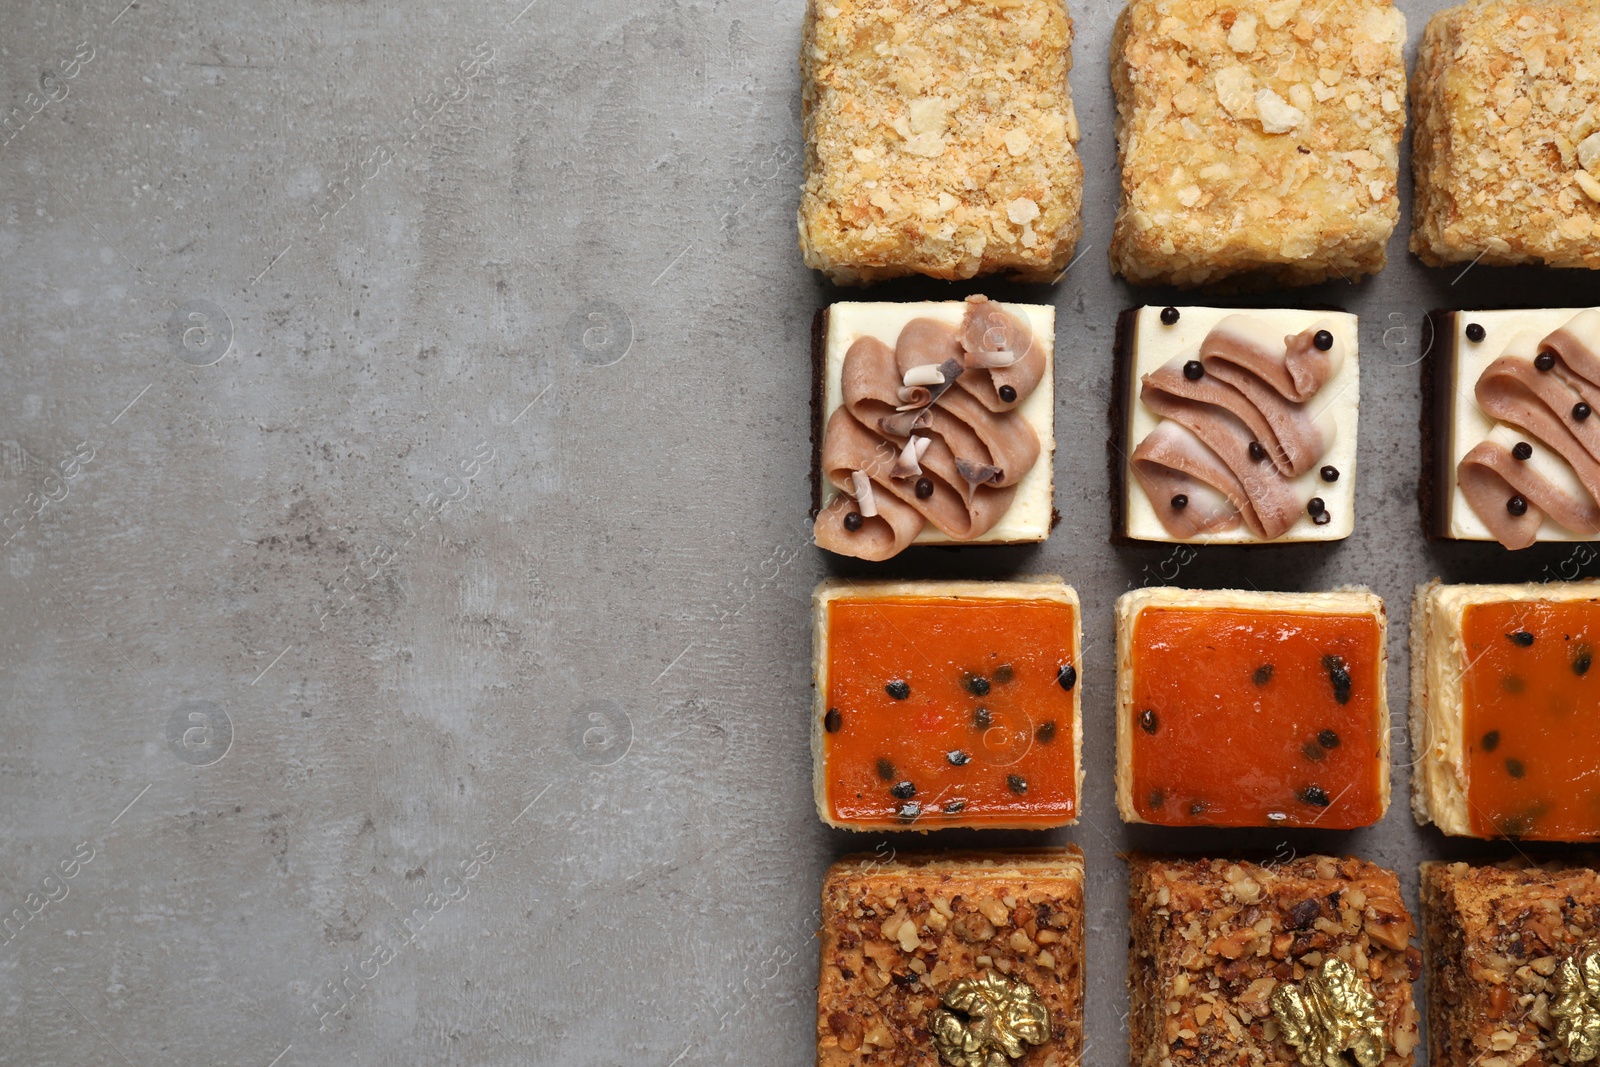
left=824, top=597, right=1078, bottom=828
left=1462, top=600, right=1600, bottom=840
left=1129, top=608, right=1383, bottom=828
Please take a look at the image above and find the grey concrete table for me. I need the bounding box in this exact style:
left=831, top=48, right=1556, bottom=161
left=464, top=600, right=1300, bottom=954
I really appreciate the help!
left=2, top=0, right=1598, bottom=1063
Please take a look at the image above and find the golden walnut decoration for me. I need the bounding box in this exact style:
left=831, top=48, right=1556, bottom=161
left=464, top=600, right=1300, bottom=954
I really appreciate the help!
left=1552, top=942, right=1600, bottom=1061
left=1271, top=956, right=1388, bottom=1067
left=928, top=972, right=1051, bottom=1067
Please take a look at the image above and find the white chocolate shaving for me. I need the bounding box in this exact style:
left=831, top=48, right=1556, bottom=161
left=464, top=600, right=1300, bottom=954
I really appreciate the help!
left=851, top=470, right=878, bottom=517
left=903, top=364, right=946, bottom=387
left=970, top=349, right=1019, bottom=369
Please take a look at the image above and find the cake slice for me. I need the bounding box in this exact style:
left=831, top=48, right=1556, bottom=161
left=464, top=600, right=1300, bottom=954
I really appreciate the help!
left=814, top=297, right=1055, bottom=560
left=1411, top=1, right=1600, bottom=270
left=1116, top=587, right=1388, bottom=829
left=1109, top=0, right=1406, bottom=288
left=1411, top=578, right=1600, bottom=840
left=1112, top=305, right=1359, bottom=544
left=818, top=849, right=1084, bottom=1066
left=1128, top=854, right=1421, bottom=1067
left=813, top=578, right=1081, bottom=831
left=799, top=0, right=1083, bottom=284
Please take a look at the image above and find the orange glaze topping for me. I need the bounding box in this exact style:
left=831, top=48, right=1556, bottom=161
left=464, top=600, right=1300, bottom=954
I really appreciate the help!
left=823, top=596, right=1078, bottom=828
left=1462, top=599, right=1600, bottom=840
left=1129, top=608, right=1383, bottom=828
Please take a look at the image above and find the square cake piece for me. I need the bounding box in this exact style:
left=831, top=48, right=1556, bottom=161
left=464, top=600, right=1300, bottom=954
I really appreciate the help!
left=813, top=578, right=1081, bottom=831
left=818, top=849, right=1084, bottom=1066
left=1411, top=578, right=1600, bottom=841
left=1128, top=855, right=1421, bottom=1067
left=1109, top=0, right=1407, bottom=289
left=798, top=0, right=1083, bottom=284
left=1116, top=587, right=1389, bottom=829
left=1421, top=861, right=1600, bottom=1067
left=1112, top=305, right=1358, bottom=544
left=1423, top=307, right=1600, bottom=548
left=814, top=297, right=1055, bottom=561
left=1411, top=1, right=1600, bottom=270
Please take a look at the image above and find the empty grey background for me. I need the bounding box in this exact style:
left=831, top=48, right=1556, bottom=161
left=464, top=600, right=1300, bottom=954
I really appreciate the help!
left=2, top=0, right=1597, bottom=1063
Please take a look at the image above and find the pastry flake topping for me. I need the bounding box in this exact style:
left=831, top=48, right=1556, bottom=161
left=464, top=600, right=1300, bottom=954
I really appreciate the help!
left=1271, top=956, right=1387, bottom=1067
left=1552, top=942, right=1600, bottom=1061
left=928, top=972, right=1050, bottom=1067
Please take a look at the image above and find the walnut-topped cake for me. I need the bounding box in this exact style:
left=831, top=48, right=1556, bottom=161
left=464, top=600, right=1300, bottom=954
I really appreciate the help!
left=799, top=0, right=1084, bottom=284
left=818, top=849, right=1084, bottom=1066
left=1128, top=854, right=1420, bottom=1067
left=1411, top=1, right=1600, bottom=270
left=1421, top=861, right=1600, bottom=1066
left=1109, top=0, right=1407, bottom=289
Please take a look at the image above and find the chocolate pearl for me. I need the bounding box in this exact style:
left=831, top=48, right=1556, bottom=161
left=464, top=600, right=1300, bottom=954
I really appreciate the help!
left=941, top=799, right=966, bottom=814
left=973, top=706, right=992, bottom=729
left=1508, top=495, right=1529, bottom=517
left=824, top=708, right=842, bottom=733
left=1006, top=774, right=1028, bottom=795
left=1577, top=403, right=1593, bottom=422
left=843, top=511, right=864, bottom=532
left=1466, top=323, right=1486, bottom=343
left=1536, top=350, right=1557, bottom=372
left=1482, top=730, right=1500, bottom=752
left=1183, top=360, right=1204, bottom=381
left=1313, top=330, right=1334, bottom=352
left=1253, top=664, right=1275, bottom=687
left=896, top=801, right=921, bottom=822
left=1312, top=511, right=1333, bottom=526
left=1512, top=442, right=1533, bottom=461
left=1148, top=789, right=1166, bottom=809
left=1056, top=664, right=1077, bottom=692
left=998, top=384, right=1018, bottom=403
left=947, top=750, right=971, bottom=766
left=962, top=673, right=991, bottom=697
left=890, top=780, right=916, bottom=800
left=992, top=664, right=1014, bottom=684
left=876, top=758, right=896, bottom=780
left=1171, top=493, right=1189, bottom=510
left=1160, top=306, right=1180, bottom=325
left=1508, top=630, right=1535, bottom=647
left=1299, top=785, right=1331, bottom=807
left=914, top=477, right=934, bottom=499
left=1139, top=708, right=1160, bottom=734
left=1036, top=720, right=1057, bottom=744
left=1320, top=465, right=1340, bottom=482
left=1506, top=758, right=1526, bottom=779
left=1307, top=497, right=1326, bottom=517
left=885, top=679, right=910, bottom=700
left=1249, top=441, right=1268, bottom=462
left=1318, top=729, right=1341, bottom=749
left=1576, top=646, right=1593, bottom=677
left=1302, top=741, right=1326, bottom=762
left=1503, top=675, right=1526, bottom=695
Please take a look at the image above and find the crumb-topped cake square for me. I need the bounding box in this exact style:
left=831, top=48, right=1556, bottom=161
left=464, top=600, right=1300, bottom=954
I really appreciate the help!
left=1128, top=855, right=1421, bottom=1067
left=1423, top=308, right=1600, bottom=548
left=1422, top=861, right=1600, bottom=1067
left=1109, top=0, right=1406, bottom=289
left=813, top=578, right=1082, bottom=831
left=1411, top=1, right=1600, bottom=270
left=1116, top=587, right=1389, bottom=829
left=1411, top=579, right=1600, bottom=841
left=814, top=297, right=1055, bottom=560
left=799, top=0, right=1084, bottom=284
left=818, top=849, right=1084, bottom=1066
left=1112, top=305, right=1358, bottom=544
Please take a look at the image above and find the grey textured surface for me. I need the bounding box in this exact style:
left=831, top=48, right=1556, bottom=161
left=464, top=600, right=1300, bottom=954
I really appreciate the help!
left=2, top=0, right=1599, bottom=1064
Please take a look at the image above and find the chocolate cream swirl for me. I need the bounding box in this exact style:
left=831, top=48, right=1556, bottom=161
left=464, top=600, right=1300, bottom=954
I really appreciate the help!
left=1130, top=315, right=1344, bottom=540
left=814, top=296, right=1044, bottom=561
left=1458, top=310, right=1600, bottom=549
